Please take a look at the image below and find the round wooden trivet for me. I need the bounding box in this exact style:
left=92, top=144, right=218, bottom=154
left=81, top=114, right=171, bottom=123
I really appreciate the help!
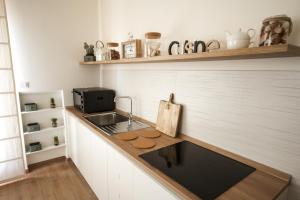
left=131, top=138, right=156, bottom=149
left=115, top=132, right=138, bottom=141
left=140, top=130, right=161, bottom=138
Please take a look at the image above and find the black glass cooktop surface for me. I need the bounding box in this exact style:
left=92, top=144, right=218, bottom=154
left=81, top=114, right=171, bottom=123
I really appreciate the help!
left=140, top=141, right=255, bottom=200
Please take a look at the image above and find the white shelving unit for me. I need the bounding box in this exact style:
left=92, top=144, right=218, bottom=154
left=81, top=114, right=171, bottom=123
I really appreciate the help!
left=18, top=90, right=67, bottom=168
left=25, top=144, right=66, bottom=155
left=21, top=107, right=63, bottom=115
left=24, top=125, right=65, bottom=136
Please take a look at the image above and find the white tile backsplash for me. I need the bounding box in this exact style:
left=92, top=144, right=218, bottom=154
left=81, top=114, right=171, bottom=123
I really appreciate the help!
left=102, top=61, right=300, bottom=199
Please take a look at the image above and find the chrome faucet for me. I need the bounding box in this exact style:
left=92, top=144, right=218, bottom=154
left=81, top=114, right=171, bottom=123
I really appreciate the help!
left=114, top=96, right=133, bottom=125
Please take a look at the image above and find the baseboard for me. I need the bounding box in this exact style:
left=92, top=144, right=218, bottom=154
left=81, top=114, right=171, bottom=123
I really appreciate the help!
left=28, top=156, right=67, bottom=171
left=0, top=174, right=26, bottom=187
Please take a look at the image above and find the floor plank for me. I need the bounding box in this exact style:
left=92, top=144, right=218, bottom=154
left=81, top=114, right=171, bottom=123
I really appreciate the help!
left=0, top=157, right=98, bottom=200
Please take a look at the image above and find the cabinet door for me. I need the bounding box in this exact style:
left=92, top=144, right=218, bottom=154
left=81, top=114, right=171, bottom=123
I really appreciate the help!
left=66, top=113, right=79, bottom=166
left=65, top=112, right=72, bottom=158
left=107, top=145, right=120, bottom=200
left=107, top=145, right=134, bottom=200
left=118, top=153, right=134, bottom=200
left=75, top=122, right=84, bottom=173
left=133, top=165, right=180, bottom=200
left=90, top=132, right=108, bottom=200
left=77, top=122, right=93, bottom=186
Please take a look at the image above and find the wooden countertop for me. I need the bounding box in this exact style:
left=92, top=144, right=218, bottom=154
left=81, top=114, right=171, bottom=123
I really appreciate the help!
left=66, top=107, right=291, bottom=200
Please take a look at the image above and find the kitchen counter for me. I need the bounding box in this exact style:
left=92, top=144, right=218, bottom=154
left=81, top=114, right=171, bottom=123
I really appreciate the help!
left=66, top=106, right=291, bottom=200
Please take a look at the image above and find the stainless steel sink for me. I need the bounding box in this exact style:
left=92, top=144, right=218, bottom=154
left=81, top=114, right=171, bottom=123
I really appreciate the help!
left=84, top=112, right=149, bottom=135
left=85, top=112, right=129, bottom=126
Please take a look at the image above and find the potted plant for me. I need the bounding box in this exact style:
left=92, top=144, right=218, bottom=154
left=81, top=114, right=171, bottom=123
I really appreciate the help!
left=50, top=98, right=56, bottom=108
left=51, top=118, right=58, bottom=127
left=54, top=136, right=59, bottom=146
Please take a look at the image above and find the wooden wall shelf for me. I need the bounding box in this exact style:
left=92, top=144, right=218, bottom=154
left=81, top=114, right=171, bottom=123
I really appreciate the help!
left=80, top=44, right=300, bottom=65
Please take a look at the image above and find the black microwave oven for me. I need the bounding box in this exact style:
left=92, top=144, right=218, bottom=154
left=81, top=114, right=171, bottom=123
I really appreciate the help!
left=72, top=87, right=115, bottom=113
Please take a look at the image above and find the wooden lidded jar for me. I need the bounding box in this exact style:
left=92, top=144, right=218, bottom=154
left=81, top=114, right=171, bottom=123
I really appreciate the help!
left=144, top=32, right=161, bottom=57
left=259, top=15, right=293, bottom=46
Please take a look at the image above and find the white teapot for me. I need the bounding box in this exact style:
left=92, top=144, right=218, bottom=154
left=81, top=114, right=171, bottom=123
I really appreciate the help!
left=225, top=28, right=256, bottom=49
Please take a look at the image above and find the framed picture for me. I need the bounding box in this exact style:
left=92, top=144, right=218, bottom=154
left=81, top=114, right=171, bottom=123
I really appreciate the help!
left=121, top=39, right=142, bottom=59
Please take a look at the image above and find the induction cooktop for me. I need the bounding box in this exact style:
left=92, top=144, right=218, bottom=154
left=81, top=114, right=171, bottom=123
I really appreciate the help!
left=140, top=141, right=255, bottom=200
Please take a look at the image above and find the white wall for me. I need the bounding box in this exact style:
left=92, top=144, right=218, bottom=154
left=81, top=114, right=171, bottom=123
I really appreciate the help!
left=6, top=0, right=100, bottom=105
left=100, top=0, right=300, bottom=199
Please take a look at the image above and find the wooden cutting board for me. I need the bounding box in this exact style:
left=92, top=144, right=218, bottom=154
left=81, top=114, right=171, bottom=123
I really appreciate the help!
left=156, top=93, right=181, bottom=137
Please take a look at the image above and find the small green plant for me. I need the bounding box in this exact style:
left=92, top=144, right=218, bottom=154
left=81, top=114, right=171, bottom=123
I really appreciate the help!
left=51, top=118, right=58, bottom=127
left=54, top=136, right=59, bottom=146
left=50, top=98, right=56, bottom=108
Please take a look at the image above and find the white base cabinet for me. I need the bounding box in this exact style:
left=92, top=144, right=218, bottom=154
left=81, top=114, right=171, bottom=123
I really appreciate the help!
left=66, top=112, right=109, bottom=200
left=66, top=112, right=78, bottom=165
left=133, top=164, right=179, bottom=200
left=107, top=144, right=134, bottom=200
left=90, top=128, right=109, bottom=200
left=66, top=112, right=288, bottom=200
left=66, top=112, right=179, bottom=200
left=77, top=121, right=94, bottom=187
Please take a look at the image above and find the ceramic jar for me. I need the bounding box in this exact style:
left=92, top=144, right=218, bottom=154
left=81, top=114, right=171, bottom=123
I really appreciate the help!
left=259, top=15, right=293, bottom=46
left=95, top=41, right=109, bottom=61
left=225, top=28, right=256, bottom=49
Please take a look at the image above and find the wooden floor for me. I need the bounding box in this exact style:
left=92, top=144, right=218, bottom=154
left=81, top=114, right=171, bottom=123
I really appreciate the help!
left=0, top=157, right=98, bottom=200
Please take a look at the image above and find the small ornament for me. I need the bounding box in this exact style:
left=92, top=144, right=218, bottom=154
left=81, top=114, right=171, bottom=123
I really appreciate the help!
left=184, top=40, right=194, bottom=54
left=54, top=136, right=59, bottom=146
left=128, top=32, right=134, bottom=41
left=206, top=40, right=220, bottom=52
left=194, top=40, right=206, bottom=53
left=169, top=40, right=207, bottom=55
left=50, top=98, right=56, bottom=108
left=51, top=118, right=58, bottom=128
left=83, top=42, right=96, bottom=62
left=168, top=41, right=180, bottom=55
